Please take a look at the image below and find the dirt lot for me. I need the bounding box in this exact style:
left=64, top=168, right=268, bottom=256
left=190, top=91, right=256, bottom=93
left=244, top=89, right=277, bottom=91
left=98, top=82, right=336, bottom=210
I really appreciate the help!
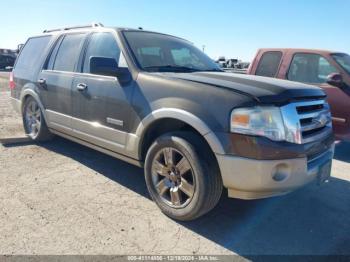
left=0, top=78, right=349, bottom=256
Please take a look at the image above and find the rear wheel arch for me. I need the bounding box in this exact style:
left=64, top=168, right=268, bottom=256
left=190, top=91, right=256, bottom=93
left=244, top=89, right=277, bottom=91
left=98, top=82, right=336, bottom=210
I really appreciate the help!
left=22, top=96, right=53, bottom=141
left=20, top=89, right=47, bottom=122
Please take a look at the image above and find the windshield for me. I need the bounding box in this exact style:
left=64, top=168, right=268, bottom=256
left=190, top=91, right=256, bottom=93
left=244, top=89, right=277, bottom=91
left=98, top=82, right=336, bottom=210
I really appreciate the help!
left=123, top=31, right=222, bottom=73
left=332, top=53, right=350, bottom=74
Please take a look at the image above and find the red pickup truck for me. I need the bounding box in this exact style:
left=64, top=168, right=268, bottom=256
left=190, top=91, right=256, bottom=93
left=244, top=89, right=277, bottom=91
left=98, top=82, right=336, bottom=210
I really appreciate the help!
left=248, top=49, right=350, bottom=141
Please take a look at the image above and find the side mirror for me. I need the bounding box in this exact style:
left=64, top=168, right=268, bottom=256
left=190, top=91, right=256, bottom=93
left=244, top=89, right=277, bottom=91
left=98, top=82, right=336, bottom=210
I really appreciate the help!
left=327, top=73, right=344, bottom=88
left=90, top=56, right=132, bottom=84
left=90, top=57, right=120, bottom=77
left=17, top=44, right=24, bottom=53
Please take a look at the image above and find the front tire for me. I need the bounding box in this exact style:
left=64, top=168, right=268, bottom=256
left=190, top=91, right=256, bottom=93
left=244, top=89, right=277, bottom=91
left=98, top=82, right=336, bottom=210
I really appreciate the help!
left=144, top=132, right=223, bottom=221
left=22, top=97, right=53, bottom=141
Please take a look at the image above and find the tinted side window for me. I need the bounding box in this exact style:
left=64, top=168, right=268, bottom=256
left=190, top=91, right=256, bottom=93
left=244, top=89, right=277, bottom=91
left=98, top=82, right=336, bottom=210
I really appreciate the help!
left=15, top=36, right=51, bottom=70
left=46, top=36, right=63, bottom=70
left=255, top=51, right=282, bottom=77
left=53, top=34, right=85, bottom=72
left=287, top=53, right=338, bottom=83
left=83, top=32, right=121, bottom=74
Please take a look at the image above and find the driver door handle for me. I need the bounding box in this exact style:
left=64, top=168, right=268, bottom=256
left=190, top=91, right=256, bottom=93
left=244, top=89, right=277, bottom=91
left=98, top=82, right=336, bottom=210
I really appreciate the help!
left=77, top=83, right=88, bottom=91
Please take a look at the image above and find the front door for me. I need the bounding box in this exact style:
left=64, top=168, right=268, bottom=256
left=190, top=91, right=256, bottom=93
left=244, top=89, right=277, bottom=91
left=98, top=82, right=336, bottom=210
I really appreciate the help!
left=287, top=53, right=350, bottom=139
left=71, top=32, right=134, bottom=154
left=321, top=83, right=350, bottom=140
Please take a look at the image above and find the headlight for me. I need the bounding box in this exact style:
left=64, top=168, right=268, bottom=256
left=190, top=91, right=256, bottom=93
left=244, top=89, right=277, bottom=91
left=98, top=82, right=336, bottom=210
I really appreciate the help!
left=230, top=106, right=286, bottom=141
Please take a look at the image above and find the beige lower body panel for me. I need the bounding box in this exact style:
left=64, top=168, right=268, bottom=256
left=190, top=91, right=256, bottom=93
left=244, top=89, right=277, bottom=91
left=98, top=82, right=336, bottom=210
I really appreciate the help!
left=45, top=110, right=139, bottom=159
left=49, top=129, right=142, bottom=167
left=216, top=146, right=334, bottom=200
left=46, top=110, right=72, bottom=134
left=71, top=116, right=127, bottom=153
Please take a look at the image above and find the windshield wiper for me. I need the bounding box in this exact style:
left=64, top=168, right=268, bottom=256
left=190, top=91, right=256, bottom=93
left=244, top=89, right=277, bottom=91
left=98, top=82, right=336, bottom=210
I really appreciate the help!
left=143, top=65, right=201, bottom=72
left=200, top=68, right=224, bottom=72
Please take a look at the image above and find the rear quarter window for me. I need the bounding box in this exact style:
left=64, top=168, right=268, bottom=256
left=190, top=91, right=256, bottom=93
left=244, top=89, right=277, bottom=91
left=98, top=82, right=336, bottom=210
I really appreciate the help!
left=255, top=51, right=282, bottom=77
left=15, top=36, right=51, bottom=71
left=14, top=36, right=52, bottom=79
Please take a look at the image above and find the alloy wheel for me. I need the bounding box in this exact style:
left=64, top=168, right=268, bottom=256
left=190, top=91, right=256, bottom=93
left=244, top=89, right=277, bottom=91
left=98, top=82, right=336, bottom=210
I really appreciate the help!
left=24, top=100, right=41, bottom=138
left=151, top=147, right=195, bottom=208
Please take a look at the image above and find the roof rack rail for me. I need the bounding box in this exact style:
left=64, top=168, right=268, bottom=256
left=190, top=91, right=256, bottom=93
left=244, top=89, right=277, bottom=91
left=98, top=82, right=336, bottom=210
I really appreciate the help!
left=43, top=22, right=104, bottom=33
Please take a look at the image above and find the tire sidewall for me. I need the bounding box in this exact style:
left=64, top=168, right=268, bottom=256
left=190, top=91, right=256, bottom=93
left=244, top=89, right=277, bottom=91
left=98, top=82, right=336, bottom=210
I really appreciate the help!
left=145, top=134, right=209, bottom=220
left=22, top=97, right=43, bottom=140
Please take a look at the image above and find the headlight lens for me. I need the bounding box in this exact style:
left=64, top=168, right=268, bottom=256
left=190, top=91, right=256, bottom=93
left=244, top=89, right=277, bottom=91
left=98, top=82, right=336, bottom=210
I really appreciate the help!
left=230, top=106, right=286, bottom=141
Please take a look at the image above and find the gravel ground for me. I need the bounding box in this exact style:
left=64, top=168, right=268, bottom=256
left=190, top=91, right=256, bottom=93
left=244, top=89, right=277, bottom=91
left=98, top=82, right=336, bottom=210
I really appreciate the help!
left=0, top=80, right=349, bottom=256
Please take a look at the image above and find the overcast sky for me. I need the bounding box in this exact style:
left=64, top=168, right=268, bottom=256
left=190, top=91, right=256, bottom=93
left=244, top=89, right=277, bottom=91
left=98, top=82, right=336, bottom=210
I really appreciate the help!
left=1, top=0, right=349, bottom=61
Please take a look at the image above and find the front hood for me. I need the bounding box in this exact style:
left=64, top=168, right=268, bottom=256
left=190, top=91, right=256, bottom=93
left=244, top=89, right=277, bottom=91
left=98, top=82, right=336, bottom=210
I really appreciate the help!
left=158, top=72, right=326, bottom=104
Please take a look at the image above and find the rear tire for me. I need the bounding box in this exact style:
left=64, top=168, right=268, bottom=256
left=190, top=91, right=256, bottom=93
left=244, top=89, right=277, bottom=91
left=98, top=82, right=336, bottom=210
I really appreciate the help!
left=144, top=132, right=223, bottom=221
left=22, top=97, right=53, bottom=141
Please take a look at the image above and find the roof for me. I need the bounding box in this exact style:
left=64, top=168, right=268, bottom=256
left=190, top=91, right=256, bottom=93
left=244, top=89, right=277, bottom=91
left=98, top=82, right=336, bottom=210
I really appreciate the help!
left=257, top=48, right=341, bottom=55
left=40, top=23, right=190, bottom=43
left=41, top=23, right=164, bottom=35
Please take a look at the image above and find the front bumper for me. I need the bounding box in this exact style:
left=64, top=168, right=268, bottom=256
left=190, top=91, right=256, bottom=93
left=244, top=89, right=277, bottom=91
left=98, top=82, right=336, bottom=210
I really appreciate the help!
left=216, top=144, right=334, bottom=200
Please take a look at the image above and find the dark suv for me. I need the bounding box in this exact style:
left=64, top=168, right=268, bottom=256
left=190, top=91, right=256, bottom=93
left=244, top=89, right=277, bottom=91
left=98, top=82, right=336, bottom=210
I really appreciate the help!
left=10, top=24, right=334, bottom=220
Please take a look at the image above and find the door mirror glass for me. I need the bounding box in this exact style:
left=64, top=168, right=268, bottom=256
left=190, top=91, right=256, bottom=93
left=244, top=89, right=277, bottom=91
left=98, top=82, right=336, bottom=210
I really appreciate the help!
left=89, top=56, right=131, bottom=83
left=327, top=73, right=344, bottom=88
left=90, top=56, right=119, bottom=77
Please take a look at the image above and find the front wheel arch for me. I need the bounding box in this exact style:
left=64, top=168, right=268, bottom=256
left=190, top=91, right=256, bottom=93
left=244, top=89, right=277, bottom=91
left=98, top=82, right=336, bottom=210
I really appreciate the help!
left=136, top=109, right=226, bottom=159
left=138, top=117, right=224, bottom=163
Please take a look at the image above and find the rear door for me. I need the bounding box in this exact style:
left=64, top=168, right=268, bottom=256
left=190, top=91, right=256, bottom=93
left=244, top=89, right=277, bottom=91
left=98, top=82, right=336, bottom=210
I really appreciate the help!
left=38, top=33, right=87, bottom=134
left=71, top=31, right=134, bottom=154
left=286, top=52, right=350, bottom=137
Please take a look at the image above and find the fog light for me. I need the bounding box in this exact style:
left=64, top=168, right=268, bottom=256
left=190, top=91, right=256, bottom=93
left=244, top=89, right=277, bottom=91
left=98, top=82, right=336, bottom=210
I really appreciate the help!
left=272, top=163, right=290, bottom=182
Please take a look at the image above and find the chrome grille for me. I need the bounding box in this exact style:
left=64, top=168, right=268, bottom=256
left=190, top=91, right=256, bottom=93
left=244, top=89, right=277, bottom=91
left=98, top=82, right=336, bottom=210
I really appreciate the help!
left=281, top=99, right=332, bottom=144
